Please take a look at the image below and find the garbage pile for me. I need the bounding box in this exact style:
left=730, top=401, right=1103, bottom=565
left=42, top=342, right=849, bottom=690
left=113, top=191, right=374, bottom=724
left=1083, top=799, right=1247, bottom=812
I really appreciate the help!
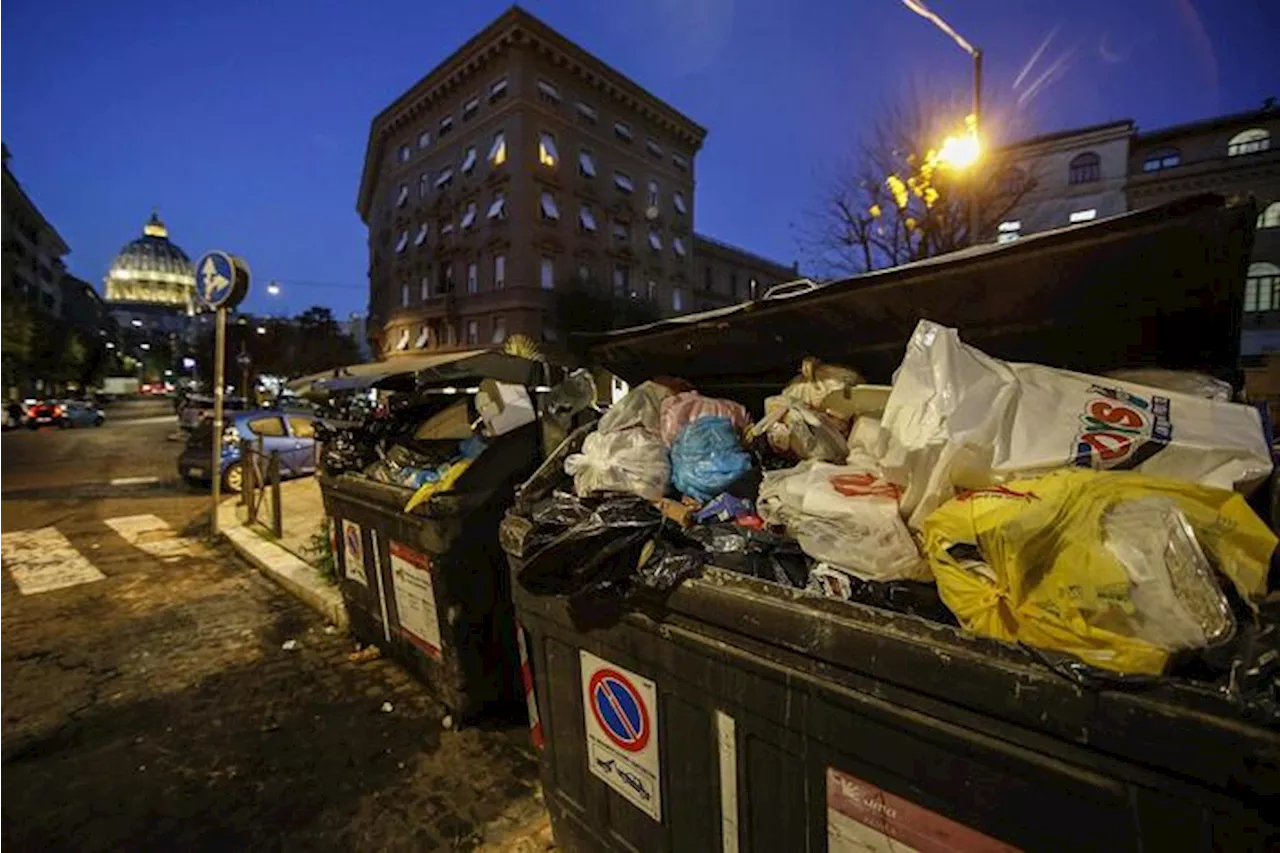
left=511, top=319, right=1280, bottom=708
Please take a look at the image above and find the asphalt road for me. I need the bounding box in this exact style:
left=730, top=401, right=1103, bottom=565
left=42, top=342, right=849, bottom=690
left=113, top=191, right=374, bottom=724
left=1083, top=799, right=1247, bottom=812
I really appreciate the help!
left=1, top=398, right=546, bottom=851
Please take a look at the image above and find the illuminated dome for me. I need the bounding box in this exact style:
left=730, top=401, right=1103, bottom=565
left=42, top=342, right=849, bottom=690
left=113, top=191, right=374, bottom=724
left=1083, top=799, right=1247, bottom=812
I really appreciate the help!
left=104, top=212, right=195, bottom=312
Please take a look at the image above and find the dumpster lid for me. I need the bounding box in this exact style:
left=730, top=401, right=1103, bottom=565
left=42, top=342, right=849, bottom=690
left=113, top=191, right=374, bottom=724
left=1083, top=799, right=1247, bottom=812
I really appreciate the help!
left=288, top=349, right=543, bottom=393
left=586, top=194, right=1255, bottom=391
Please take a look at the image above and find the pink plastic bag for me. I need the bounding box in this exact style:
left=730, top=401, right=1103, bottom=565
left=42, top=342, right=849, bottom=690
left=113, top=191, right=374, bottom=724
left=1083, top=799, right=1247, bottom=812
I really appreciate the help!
left=659, top=391, right=751, bottom=446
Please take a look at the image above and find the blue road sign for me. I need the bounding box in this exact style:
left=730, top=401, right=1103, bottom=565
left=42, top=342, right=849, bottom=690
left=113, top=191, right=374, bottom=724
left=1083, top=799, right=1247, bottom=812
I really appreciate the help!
left=195, top=251, right=239, bottom=309
left=589, top=669, right=650, bottom=752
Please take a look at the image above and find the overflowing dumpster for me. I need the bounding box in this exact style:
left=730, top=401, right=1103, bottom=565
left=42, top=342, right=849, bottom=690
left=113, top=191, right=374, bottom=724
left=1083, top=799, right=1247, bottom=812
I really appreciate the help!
left=501, top=197, right=1280, bottom=851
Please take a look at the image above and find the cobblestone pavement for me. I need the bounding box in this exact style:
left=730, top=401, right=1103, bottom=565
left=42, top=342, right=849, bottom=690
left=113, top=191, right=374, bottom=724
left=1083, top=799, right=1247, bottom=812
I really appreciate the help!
left=2, top=403, right=549, bottom=851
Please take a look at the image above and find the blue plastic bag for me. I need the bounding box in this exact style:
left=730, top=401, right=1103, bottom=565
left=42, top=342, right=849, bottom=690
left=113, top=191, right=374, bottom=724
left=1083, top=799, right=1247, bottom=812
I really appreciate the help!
left=670, top=416, right=753, bottom=502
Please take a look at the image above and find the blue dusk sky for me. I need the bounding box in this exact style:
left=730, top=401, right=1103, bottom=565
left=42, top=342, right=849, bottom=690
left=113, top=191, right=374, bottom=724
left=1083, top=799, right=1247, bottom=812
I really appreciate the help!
left=3, top=0, right=1276, bottom=317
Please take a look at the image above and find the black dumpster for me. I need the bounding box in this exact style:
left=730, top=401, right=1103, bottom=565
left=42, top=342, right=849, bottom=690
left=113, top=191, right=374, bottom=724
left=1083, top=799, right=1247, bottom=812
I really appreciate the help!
left=503, top=197, right=1280, bottom=851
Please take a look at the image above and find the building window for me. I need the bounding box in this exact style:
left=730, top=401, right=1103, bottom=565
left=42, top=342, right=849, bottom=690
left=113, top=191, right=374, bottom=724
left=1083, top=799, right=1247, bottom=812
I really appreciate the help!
left=539, top=132, right=559, bottom=168
left=418, top=172, right=430, bottom=198
left=420, top=276, right=431, bottom=300
left=398, top=145, right=411, bottom=163
left=578, top=149, right=597, bottom=178
left=579, top=205, right=598, bottom=232
left=576, top=101, right=597, bottom=124
left=439, top=115, right=454, bottom=137
left=466, top=320, right=479, bottom=345
left=672, top=287, right=685, bottom=312
left=401, top=283, right=410, bottom=306
left=646, top=179, right=659, bottom=209
left=614, top=171, right=634, bottom=193
left=540, top=191, right=560, bottom=221
left=414, top=222, right=428, bottom=246
left=442, top=263, right=455, bottom=292
left=494, top=254, right=506, bottom=289
left=460, top=201, right=478, bottom=230
left=645, top=139, right=663, bottom=159
left=1246, top=263, right=1280, bottom=312
left=647, top=280, right=658, bottom=301
left=613, top=265, right=630, bottom=297
left=489, top=76, right=508, bottom=103
left=461, top=146, right=478, bottom=175
left=729, top=272, right=738, bottom=297
left=749, top=277, right=759, bottom=300
left=673, top=192, right=687, bottom=216
left=1142, top=148, right=1181, bottom=172
left=415, top=325, right=429, bottom=349
left=648, top=230, right=662, bottom=252
left=1069, top=208, right=1097, bottom=224
left=440, top=218, right=454, bottom=237
left=537, top=79, right=561, bottom=105
left=1228, top=128, right=1271, bottom=157
left=672, top=153, right=688, bottom=172
left=418, top=131, right=431, bottom=149
left=612, top=220, right=630, bottom=243
left=672, top=236, right=687, bottom=257
left=996, top=220, right=1021, bottom=243
left=614, top=121, right=633, bottom=143
left=396, top=183, right=409, bottom=206
left=703, top=266, right=713, bottom=291
left=488, top=131, right=507, bottom=166
left=1259, top=202, right=1280, bottom=230
left=394, top=231, right=409, bottom=253
left=435, top=168, right=454, bottom=190
left=463, top=97, right=480, bottom=122
left=1067, top=152, right=1101, bottom=185
left=467, top=262, right=478, bottom=294
left=445, top=323, right=457, bottom=346
left=540, top=257, right=555, bottom=290
left=577, top=264, right=590, bottom=282
left=487, top=191, right=507, bottom=220
left=492, top=316, right=507, bottom=343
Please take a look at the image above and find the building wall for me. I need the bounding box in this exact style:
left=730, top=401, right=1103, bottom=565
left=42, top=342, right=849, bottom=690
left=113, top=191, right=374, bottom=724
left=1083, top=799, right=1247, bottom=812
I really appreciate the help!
left=691, top=234, right=797, bottom=309
left=2, top=154, right=70, bottom=319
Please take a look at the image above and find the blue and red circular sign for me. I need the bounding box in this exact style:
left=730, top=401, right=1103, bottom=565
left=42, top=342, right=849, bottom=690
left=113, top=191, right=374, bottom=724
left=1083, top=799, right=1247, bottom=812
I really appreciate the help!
left=589, top=668, right=650, bottom=752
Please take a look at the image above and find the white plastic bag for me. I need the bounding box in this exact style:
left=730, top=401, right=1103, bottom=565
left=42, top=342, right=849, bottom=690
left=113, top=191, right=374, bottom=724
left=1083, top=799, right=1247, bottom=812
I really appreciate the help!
left=758, top=459, right=927, bottom=582
left=879, top=320, right=1273, bottom=529
left=564, top=428, right=670, bottom=500
left=597, top=381, right=672, bottom=435
left=749, top=396, right=848, bottom=462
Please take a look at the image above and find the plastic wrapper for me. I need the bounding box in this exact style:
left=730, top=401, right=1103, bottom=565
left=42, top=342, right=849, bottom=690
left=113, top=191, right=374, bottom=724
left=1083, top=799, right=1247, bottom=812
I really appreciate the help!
left=565, top=427, right=670, bottom=500
left=365, top=444, right=441, bottom=488
left=922, top=467, right=1276, bottom=675
left=597, top=381, right=673, bottom=435
left=749, top=397, right=848, bottom=463
left=780, top=356, right=865, bottom=432
left=879, top=320, right=1273, bottom=529
left=683, top=524, right=811, bottom=588
left=659, top=391, right=751, bottom=446
left=669, top=416, right=753, bottom=502
left=758, top=459, right=927, bottom=582
left=806, top=564, right=956, bottom=624
left=1106, top=368, right=1233, bottom=402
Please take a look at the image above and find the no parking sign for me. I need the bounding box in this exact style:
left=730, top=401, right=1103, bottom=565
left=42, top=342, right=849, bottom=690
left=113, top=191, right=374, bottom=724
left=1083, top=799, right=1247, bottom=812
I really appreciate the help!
left=581, top=650, right=662, bottom=821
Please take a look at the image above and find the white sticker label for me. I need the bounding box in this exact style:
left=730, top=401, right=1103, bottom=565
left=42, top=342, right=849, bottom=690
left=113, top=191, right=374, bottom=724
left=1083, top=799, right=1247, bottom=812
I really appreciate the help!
left=341, top=520, right=367, bottom=585
left=389, top=540, right=442, bottom=660
left=581, top=650, right=662, bottom=821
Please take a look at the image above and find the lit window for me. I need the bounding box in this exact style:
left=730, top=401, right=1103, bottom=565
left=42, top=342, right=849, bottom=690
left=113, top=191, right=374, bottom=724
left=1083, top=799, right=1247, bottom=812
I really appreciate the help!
left=613, top=265, right=629, bottom=296
left=672, top=287, right=685, bottom=312
left=488, top=131, right=507, bottom=166
left=540, top=257, right=555, bottom=290
left=1246, top=263, right=1280, bottom=312
left=576, top=101, right=597, bottom=124
left=394, top=231, right=408, bottom=253
left=460, top=201, right=477, bottom=230
left=418, top=173, right=430, bottom=198
left=492, top=316, right=507, bottom=343
left=467, top=262, right=478, bottom=293
left=647, top=280, right=657, bottom=301
left=395, top=327, right=410, bottom=350
left=648, top=230, right=662, bottom=252
left=537, top=79, right=561, bottom=105
left=645, top=139, right=663, bottom=159
left=440, top=218, right=454, bottom=236
left=540, top=191, right=561, bottom=221
left=418, top=131, right=431, bottom=149
left=439, top=115, right=454, bottom=136
left=487, top=191, right=507, bottom=220
left=614, top=121, right=633, bottom=142
left=489, top=77, right=508, bottom=102
left=396, top=184, right=409, bottom=206
left=614, top=172, right=634, bottom=193
left=1228, top=128, right=1270, bottom=157
left=539, top=132, right=559, bottom=167
left=1068, top=152, right=1100, bottom=185
left=645, top=179, right=660, bottom=210
left=1069, top=208, right=1097, bottom=223
left=435, top=168, right=454, bottom=189
left=578, top=149, right=596, bottom=178
left=442, top=263, right=455, bottom=291
left=466, top=320, right=479, bottom=345
left=415, top=325, right=429, bottom=349
left=996, top=220, right=1020, bottom=243
left=414, top=222, right=428, bottom=246
left=1259, top=202, right=1280, bottom=230
left=463, top=97, right=479, bottom=121
left=672, top=153, right=688, bottom=171
left=461, top=146, right=478, bottom=175
left=612, top=220, right=630, bottom=242
left=420, top=275, right=430, bottom=300
left=749, top=278, right=758, bottom=299
left=494, top=254, right=506, bottom=289
left=446, top=322, right=457, bottom=345
left=398, top=145, right=411, bottom=163
left=1142, top=148, right=1181, bottom=172
left=579, top=205, right=597, bottom=232
left=401, top=283, right=410, bottom=306
left=672, top=236, right=686, bottom=257
left=673, top=192, right=687, bottom=215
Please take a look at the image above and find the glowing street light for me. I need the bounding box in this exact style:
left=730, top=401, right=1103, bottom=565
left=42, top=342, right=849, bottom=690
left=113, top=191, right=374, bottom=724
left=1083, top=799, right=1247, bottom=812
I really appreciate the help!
left=256, top=326, right=267, bottom=335
left=130, top=318, right=143, bottom=327
left=139, top=343, right=151, bottom=351
left=936, top=121, right=981, bottom=170
left=267, top=282, right=281, bottom=296
left=105, top=342, right=116, bottom=350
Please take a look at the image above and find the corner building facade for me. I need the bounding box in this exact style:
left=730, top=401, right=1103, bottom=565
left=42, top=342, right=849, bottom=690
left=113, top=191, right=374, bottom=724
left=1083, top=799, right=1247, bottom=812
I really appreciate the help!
left=357, top=8, right=791, bottom=357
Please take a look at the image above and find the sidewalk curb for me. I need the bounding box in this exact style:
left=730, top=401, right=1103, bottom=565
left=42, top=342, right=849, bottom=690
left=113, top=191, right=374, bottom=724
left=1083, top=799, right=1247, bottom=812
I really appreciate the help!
left=220, top=522, right=349, bottom=630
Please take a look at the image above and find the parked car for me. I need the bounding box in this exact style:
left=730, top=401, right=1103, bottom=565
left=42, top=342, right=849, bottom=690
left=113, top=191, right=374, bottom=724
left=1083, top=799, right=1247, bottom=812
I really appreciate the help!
left=25, top=400, right=66, bottom=429
left=61, top=400, right=106, bottom=428
left=178, top=410, right=317, bottom=492
left=4, top=401, right=28, bottom=430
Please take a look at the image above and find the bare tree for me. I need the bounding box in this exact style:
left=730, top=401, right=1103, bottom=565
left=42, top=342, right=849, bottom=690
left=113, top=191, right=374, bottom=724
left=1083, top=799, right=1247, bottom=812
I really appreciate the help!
left=799, top=82, right=1036, bottom=278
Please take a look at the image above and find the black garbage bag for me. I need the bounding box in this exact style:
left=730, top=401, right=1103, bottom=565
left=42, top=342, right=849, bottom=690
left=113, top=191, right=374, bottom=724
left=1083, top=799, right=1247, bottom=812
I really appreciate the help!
left=568, top=536, right=709, bottom=630
left=682, top=523, right=810, bottom=588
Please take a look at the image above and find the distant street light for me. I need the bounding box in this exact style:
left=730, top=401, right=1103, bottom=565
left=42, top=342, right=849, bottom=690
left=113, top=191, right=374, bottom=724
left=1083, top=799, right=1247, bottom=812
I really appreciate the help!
left=266, top=282, right=281, bottom=296
left=105, top=342, right=116, bottom=350
left=256, top=326, right=267, bottom=335
left=139, top=343, right=151, bottom=351
left=130, top=319, right=143, bottom=327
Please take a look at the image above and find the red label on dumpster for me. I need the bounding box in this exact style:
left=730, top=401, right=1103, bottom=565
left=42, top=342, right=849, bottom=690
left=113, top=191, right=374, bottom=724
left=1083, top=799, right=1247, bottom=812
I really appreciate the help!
left=826, top=767, right=1021, bottom=853
left=389, top=541, right=442, bottom=661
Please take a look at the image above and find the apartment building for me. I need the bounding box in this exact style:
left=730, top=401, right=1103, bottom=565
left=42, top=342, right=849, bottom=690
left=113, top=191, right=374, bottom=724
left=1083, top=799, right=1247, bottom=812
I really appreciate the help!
left=356, top=7, right=793, bottom=358
left=2, top=145, right=70, bottom=319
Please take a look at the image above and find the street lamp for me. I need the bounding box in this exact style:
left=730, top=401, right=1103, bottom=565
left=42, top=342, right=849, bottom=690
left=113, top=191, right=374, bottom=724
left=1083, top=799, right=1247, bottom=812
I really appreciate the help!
left=139, top=343, right=151, bottom=351
left=256, top=326, right=267, bottom=335
left=266, top=281, right=281, bottom=296
left=130, top=318, right=143, bottom=328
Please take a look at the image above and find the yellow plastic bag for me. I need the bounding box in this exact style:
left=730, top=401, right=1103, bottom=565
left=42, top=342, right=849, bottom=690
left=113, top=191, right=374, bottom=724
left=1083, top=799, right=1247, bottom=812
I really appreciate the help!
left=922, top=468, right=1276, bottom=675
left=403, top=458, right=475, bottom=513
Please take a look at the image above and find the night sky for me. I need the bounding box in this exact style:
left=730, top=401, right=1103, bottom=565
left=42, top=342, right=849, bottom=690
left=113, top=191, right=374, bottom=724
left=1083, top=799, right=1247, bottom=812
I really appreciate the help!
left=3, top=0, right=1276, bottom=318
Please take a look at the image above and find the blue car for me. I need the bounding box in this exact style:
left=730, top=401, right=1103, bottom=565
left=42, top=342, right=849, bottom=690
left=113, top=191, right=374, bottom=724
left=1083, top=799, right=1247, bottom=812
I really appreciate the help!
left=178, top=410, right=317, bottom=492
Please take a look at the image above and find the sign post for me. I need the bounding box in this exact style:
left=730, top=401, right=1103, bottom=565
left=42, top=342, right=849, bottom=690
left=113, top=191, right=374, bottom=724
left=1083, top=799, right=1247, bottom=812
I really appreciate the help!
left=194, top=251, right=250, bottom=535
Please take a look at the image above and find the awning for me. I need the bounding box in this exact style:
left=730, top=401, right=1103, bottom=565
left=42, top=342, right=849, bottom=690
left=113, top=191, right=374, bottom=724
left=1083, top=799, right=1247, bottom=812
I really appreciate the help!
left=288, top=349, right=544, bottom=394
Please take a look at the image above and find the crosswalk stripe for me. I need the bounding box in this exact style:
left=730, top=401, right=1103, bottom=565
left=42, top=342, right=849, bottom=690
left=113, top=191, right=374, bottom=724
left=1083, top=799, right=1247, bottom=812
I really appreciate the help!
left=2, top=527, right=106, bottom=595
left=102, top=514, right=207, bottom=562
